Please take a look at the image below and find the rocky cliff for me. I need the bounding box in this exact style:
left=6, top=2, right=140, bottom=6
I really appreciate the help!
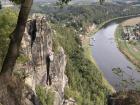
left=14, top=14, right=75, bottom=105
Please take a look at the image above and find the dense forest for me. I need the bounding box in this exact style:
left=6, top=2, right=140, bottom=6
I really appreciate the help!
left=31, top=2, right=140, bottom=33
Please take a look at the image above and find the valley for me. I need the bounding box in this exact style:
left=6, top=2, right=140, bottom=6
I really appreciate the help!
left=0, top=0, right=140, bottom=105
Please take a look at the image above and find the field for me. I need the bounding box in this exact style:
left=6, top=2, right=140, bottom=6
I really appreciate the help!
left=122, top=17, right=140, bottom=26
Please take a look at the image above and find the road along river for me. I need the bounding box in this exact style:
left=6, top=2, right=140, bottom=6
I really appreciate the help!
left=91, top=23, right=140, bottom=90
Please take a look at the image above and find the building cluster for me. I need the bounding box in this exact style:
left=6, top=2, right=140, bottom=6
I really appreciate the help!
left=122, top=23, right=140, bottom=40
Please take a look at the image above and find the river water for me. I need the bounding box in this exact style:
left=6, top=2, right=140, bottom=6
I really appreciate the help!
left=91, top=23, right=140, bottom=90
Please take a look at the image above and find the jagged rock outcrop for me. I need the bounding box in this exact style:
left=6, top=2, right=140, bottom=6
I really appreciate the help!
left=16, top=14, right=71, bottom=105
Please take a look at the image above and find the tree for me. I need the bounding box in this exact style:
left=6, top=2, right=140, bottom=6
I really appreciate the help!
left=0, top=0, right=33, bottom=76
left=0, top=1, right=33, bottom=104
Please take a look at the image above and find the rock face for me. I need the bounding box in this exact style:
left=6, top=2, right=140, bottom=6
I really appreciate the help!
left=63, top=98, right=77, bottom=105
left=19, top=14, right=69, bottom=105
left=0, top=75, right=23, bottom=105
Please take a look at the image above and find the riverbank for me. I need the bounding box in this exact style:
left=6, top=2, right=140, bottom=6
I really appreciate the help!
left=81, top=15, right=140, bottom=92
left=95, top=14, right=140, bottom=34
left=52, top=24, right=116, bottom=104
left=90, top=21, right=140, bottom=105
left=80, top=16, right=137, bottom=92
left=71, top=15, right=140, bottom=103
left=82, top=25, right=116, bottom=93
left=115, top=17, right=140, bottom=70
left=83, top=37, right=115, bottom=93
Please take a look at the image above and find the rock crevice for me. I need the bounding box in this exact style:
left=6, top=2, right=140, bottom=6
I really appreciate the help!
left=20, top=14, right=69, bottom=105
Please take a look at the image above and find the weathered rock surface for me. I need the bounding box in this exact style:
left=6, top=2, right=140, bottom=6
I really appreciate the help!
left=0, top=75, right=23, bottom=105
left=18, top=14, right=70, bottom=105
left=63, top=98, right=77, bottom=105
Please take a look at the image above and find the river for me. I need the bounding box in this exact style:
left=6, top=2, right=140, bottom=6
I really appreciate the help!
left=91, top=23, right=140, bottom=90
